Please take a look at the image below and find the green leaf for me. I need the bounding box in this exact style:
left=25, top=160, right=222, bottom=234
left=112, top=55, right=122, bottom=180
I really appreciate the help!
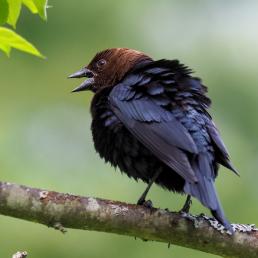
left=32, top=0, right=47, bottom=20
left=22, top=0, right=37, bottom=13
left=0, top=42, right=11, bottom=56
left=0, top=27, right=44, bottom=58
left=7, top=0, right=22, bottom=28
left=0, top=0, right=9, bottom=25
left=22, top=0, right=47, bottom=20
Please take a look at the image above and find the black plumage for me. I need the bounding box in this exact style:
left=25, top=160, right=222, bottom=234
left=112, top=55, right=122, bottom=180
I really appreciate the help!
left=69, top=48, right=237, bottom=232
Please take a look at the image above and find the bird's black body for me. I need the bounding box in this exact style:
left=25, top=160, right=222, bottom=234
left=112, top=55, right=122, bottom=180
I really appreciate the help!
left=91, top=86, right=185, bottom=192
left=69, top=49, right=237, bottom=232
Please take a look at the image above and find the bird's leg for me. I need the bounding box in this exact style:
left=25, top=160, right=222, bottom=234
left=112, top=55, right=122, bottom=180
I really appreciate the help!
left=180, top=195, right=192, bottom=213
left=137, top=169, right=161, bottom=206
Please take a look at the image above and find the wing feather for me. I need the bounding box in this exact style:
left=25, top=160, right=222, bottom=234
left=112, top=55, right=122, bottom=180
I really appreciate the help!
left=109, top=83, right=199, bottom=183
left=111, top=105, right=197, bottom=182
left=207, top=121, right=238, bottom=175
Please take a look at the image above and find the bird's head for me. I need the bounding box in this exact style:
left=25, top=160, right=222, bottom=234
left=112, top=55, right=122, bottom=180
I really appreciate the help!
left=68, top=48, right=152, bottom=93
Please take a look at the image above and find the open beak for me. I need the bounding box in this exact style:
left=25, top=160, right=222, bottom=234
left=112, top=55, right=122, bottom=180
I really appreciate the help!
left=68, top=67, right=95, bottom=92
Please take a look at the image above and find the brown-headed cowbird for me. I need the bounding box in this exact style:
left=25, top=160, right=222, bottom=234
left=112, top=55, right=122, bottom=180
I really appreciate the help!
left=68, top=48, right=237, bottom=232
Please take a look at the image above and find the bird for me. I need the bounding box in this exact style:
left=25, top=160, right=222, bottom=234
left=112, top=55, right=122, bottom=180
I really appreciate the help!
left=68, top=48, right=238, bottom=232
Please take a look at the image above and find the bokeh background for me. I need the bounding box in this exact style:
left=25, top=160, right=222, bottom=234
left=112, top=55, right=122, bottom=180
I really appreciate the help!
left=0, top=0, right=258, bottom=257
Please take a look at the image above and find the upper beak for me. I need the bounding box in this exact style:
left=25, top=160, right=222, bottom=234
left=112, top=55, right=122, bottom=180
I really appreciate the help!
left=68, top=67, right=95, bottom=92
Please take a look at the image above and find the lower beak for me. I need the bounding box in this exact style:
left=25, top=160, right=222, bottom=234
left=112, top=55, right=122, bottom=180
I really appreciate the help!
left=68, top=67, right=95, bottom=92
left=71, top=78, right=95, bottom=92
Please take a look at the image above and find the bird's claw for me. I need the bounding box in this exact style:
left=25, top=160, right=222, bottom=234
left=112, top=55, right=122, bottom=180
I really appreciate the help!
left=180, top=199, right=192, bottom=213
left=137, top=199, right=153, bottom=208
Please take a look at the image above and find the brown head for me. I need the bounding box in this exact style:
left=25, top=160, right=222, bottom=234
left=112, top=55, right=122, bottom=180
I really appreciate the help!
left=68, top=48, right=152, bottom=93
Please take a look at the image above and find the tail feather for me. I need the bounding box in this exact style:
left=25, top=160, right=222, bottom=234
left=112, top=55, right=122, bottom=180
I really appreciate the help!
left=184, top=155, right=233, bottom=233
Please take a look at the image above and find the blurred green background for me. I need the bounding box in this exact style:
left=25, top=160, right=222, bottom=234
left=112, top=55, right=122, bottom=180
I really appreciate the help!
left=0, top=0, right=258, bottom=257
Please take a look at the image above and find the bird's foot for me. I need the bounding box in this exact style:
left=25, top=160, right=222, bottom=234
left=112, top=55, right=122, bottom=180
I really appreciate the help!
left=137, top=198, right=153, bottom=208
left=180, top=197, right=192, bottom=214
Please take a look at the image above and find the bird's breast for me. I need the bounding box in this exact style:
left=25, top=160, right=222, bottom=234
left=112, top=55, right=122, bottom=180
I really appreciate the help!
left=91, top=92, right=148, bottom=180
left=91, top=107, right=151, bottom=180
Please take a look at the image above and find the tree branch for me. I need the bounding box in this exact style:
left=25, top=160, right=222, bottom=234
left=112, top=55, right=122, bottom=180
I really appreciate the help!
left=0, top=181, right=257, bottom=258
left=12, top=251, right=28, bottom=258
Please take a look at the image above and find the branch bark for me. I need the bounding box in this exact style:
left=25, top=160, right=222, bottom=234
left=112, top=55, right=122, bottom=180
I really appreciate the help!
left=12, top=251, right=28, bottom=258
left=0, top=181, right=257, bottom=258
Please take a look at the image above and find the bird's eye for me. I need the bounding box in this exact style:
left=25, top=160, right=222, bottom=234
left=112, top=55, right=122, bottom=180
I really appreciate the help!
left=96, top=59, right=107, bottom=68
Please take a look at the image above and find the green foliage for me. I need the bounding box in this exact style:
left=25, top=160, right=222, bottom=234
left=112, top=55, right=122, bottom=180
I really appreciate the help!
left=6, top=0, right=22, bottom=28
left=0, top=0, right=48, bottom=57
left=0, top=0, right=9, bottom=25
left=23, top=0, right=48, bottom=20
left=0, top=27, right=43, bottom=57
